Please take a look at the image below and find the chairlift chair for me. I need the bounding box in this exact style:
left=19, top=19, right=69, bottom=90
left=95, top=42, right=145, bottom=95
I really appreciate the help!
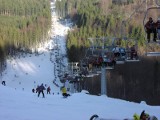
left=102, top=51, right=115, bottom=69
left=143, top=6, right=160, bottom=56
left=79, top=56, right=100, bottom=77
left=111, top=37, right=126, bottom=64
left=85, top=37, right=116, bottom=71
left=124, top=38, right=140, bottom=62
left=67, top=62, right=80, bottom=76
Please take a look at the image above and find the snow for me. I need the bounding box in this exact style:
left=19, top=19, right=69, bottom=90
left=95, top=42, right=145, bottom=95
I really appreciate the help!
left=0, top=86, right=160, bottom=120
left=0, top=1, right=160, bottom=120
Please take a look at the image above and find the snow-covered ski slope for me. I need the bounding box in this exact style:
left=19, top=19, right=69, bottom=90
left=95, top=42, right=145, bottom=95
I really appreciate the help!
left=0, top=85, right=160, bottom=120
left=1, top=1, right=71, bottom=93
left=0, top=1, right=160, bottom=120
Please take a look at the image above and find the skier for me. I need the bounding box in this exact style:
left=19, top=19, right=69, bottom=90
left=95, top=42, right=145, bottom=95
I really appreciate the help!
left=61, top=86, right=70, bottom=98
left=37, top=84, right=46, bottom=98
left=47, top=86, right=51, bottom=94
left=2, top=81, right=6, bottom=86
left=140, top=110, right=158, bottom=120
left=32, top=88, right=35, bottom=93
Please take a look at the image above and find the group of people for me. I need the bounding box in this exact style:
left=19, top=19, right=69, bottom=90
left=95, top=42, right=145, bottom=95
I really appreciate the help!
left=145, top=17, right=160, bottom=43
left=32, top=84, right=51, bottom=98
left=112, top=45, right=138, bottom=60
left=32, top=83, right=70, bottom=98
left=88, top=55, right=116, bottom=68
left=83, top=44, right=138, bottom=71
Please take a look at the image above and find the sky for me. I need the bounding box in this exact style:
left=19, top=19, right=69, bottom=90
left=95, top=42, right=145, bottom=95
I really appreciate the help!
left=0, top=1, right=160, bottom=120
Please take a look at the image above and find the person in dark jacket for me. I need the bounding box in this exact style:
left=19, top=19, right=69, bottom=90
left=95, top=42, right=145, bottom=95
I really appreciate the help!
left=156, top=17, right=160, bottom=39
left=47, top=86, right=51, bottom=94
left=2, top=81, right=6, bottom=86
left=32, top=88, right=35, bottom=93
left=130, top=45, right=137, bottom=59
left=36, top=85, right=39, bottom=93
left=38, top=84, right=46, bottom=98
left=140, top=110, right=147, bottom=120
left=145, top=17, right=157, bottom=42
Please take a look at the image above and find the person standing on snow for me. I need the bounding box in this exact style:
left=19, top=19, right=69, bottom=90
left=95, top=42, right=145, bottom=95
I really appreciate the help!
left=47, top=86, right=51, bottom=94
left=2, top=81, right=6, bottom=86
left=38, top=84, right=46, bottom=98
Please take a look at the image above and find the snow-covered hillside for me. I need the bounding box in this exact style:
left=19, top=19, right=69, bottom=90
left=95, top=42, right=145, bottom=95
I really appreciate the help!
left=0, top=1, right=160, bottom=120
left=1, top=1, right=71, bottom=93
left=0, top=85, right=160, bottom=120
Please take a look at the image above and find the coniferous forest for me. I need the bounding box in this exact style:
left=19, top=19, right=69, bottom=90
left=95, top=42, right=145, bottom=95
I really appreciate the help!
left=0, top=0, right=51, bottom=72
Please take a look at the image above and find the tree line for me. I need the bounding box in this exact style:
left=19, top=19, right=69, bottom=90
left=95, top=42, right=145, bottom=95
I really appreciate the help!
left=0, top=0, right=51, bottom=73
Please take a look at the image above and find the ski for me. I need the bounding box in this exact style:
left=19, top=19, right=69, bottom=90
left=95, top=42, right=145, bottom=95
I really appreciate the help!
left=90, top=114, right=133, bottom=120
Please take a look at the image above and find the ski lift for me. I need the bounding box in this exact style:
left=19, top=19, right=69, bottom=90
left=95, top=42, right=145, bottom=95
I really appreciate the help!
left=111, top=37, right=126, bottom=64
left=124, top=38, right=140, bottom=62
left=102, top=55, right=115, bottom=69
left=80, top=37, right=115, bottom=77
left=79, top=56, right=100, bottom=77
left=89, top=37, right=115, bottom=69
left=143, top=5, right=160, bottom=56
left=87, top=38, right=99, bottom=57
left=81, top=46, right=100, bottom=71
left=67, top=62, right=81, bottom=76
left=101, top=46, right=115, bottom=70
left=79, top=66, right=99, bottom=78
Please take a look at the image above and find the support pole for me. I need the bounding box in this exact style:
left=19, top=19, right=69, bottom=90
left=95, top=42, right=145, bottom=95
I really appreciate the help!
left=101, top=66, right=106, bottom=95
left=101, top=37, right=107, bottom=95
